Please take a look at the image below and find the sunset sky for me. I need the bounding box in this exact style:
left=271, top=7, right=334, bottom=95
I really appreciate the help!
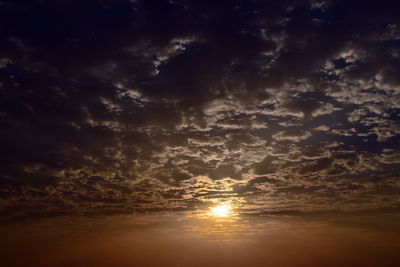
left=1, top=0, right=400, bottom=266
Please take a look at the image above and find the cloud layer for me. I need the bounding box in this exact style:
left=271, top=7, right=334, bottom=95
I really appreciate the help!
left=0, top=0, right=400, bottom=219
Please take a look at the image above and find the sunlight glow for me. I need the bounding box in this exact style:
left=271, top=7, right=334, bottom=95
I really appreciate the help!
left=210, top=204, right=232, bottom=217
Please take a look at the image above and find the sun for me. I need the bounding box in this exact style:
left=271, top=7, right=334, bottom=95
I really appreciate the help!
left=210, top=204, right=232, bottom=217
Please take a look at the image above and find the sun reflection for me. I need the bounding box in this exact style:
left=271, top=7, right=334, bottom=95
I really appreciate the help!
left=210, top=204, right=232, bottom=218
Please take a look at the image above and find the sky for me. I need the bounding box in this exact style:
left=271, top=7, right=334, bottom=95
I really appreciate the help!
left=0, top=0, right=400, bottom=266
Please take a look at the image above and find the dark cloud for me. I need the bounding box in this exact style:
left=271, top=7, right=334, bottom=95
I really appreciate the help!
left=0, top=0, right=400, bottom=219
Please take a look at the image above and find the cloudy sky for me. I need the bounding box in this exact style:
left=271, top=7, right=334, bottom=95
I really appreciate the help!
left=1, top=0, right=400, bottom=266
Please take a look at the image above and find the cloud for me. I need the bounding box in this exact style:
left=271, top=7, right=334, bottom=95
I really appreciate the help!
left=0, top=0, right=399, bottom=219
left=273, top=129, right=312, bottom=142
